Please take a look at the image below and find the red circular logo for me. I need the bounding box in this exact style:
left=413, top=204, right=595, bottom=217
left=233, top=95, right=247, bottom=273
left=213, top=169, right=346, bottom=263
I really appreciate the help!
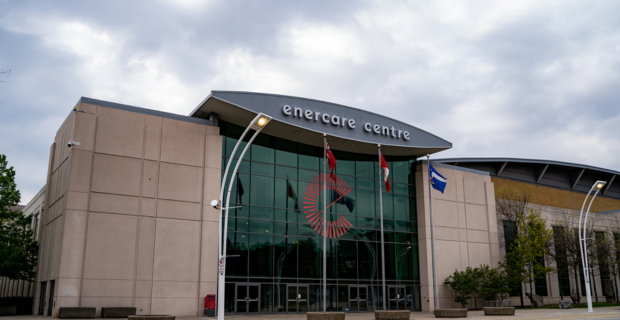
left=303, top=174, right=353, bottom=238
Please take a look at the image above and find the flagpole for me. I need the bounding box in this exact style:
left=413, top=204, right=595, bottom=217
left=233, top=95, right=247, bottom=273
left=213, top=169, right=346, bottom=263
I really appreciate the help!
left=323, top=134, right=327, bottom=312
left=378, top=145, right=387, bottom=310
left=427, top=154, right=438, bottom=311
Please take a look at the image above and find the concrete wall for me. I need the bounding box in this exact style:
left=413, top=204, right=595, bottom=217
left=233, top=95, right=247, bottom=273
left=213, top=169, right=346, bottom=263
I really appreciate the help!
left=416, top=163, right=499, bottom=311
left=34, top=102, right=222, bottom=317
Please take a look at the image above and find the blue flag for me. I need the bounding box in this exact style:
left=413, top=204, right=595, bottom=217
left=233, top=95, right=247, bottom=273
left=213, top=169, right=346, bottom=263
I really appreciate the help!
left=429, top=163, right=447, bottom=193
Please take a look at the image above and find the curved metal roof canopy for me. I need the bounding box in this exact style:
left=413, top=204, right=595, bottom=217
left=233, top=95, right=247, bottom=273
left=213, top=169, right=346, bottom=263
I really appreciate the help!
left=435, top=157, right=620, bottom=200
left=190, top=91, right=452, bottom=156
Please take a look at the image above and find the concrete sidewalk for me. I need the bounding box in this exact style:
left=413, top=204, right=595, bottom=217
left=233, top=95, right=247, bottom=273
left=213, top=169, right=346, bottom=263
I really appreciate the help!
left=6, top=307, right=620, bottom=320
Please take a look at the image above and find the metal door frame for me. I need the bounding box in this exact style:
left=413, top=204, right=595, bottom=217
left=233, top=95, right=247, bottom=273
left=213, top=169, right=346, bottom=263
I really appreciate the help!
left=285, top=284, right=309, bottom=314
left=47, top=280, right=55, bottom=316
left=347, top=285, right=369, bottom=313
left=38, top=282, right=47, bottom=315
left=234, top=283, right=261, bottom=315
left=387, top=285, right=406, bottom=310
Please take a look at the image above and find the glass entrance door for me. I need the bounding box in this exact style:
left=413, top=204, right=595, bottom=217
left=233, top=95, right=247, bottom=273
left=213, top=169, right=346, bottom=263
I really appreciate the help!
left=348, top=285, right=368, bottom=312
left=388, top=286, right=406, bottom=310
left=235, top=284, right=260, bottom=314
left=286, top=285, right=308, bottom=313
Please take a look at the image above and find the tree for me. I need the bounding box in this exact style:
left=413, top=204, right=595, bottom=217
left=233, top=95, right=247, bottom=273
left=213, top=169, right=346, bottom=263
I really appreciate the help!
left=546, top=211, right=596, bottom=307
left=478, top=265, right=512, bottom=304
left=0, top=154, right=39, bottom=280
left=501, top=210, right=554, bottom=306
left=495, top=184, right=533, bottom=307
left=444, top=268, right=476, bottom=308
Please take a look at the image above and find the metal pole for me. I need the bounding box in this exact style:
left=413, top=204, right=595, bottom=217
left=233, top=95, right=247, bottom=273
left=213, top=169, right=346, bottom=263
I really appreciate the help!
left=580, top=183, right=602, bottom=313
left=378, top=145, right=386, bottom=310
left=218, top=115, right=268, bottom=320
left=427, top=155, right=438, bottom=311
left=323, top=134, right=327, bottom=312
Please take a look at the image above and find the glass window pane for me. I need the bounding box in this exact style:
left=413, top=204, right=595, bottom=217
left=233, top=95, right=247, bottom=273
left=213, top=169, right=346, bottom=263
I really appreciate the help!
left=226, top=232, right=248, bottom=277
left=275, top=179, right=299, bottom=211
left=275, top=209, right=298, bottom=223
left=394, top=232, right=412, bottom=244
left=337, top=240, right=357, bottom=279
left=392, top=183, right=408, bottom=195
left=299, top=169, right=318, bottom=182
left=298, top=237, right=321, bottom=278
left=378, top=192, right=394, bottom=220
left=250, top=206, right=273, bottom=220
left=391, top=161, right=408, bottom=184
left=251, top=162, right=274, bottom=176
left=395, top=244, right=413, bottom=280
left=383, top=219, right=394, bottom=231
left=355, top=155, right=374, bottom=179
left=249, top=219, right=273, bottom=234
left=275, top=222, right=297, bottom=235
left=358, top=217, right=378, bottom=229
left=227, top=218, right=249, bottom=232
left=249, top=233, right=273, bottom=277
left=274, top=235, right=297, bottom=279
left=251, top=137, right=274, bottom=163
left=394, top=220, right=411, bottom=233
left=394, top=195, right=410, bottom=221
left=358, top=241, right=377, bottom=280
left=275, top=165, right=297, bottom=180
left=356, top=177, right=375, bottom=190
left=250, top=175, right=274, bottom=207
left=275, top=139, right=298, bottom=166
left=357, top=189, right=376, bottom=217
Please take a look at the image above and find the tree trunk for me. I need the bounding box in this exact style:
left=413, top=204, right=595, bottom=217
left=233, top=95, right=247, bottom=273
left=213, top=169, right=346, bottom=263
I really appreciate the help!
left=529, top=268, right=534, bottom=307
left=614, top=272, right=620, bottom=305
left=519, top=284, right=524, bottom=307
left=591, top=272, right=598, bottom=302
left=574, top=266, right=581, bottom=308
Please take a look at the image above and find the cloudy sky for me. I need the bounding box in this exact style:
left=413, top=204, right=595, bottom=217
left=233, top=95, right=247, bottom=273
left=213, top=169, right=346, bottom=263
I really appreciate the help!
left=1, top=0, right=619, bottom=203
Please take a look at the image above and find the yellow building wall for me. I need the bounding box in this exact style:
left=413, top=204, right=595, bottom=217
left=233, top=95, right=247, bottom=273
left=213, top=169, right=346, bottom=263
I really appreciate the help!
left=491, top=177, right=620, bottom=213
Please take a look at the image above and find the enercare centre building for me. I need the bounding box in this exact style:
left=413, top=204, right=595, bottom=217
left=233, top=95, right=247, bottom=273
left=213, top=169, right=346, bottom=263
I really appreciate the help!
left=26, top=91, right=620, bottom=317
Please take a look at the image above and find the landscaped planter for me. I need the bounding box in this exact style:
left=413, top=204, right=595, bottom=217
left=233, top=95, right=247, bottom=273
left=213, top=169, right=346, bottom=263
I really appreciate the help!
left=307, top=312, right=346, bottom=320
left=483, top=307, right=515, bottom=316
left=434, top=309, right=467, bottom=318
left=375, top=310, right=410, bottom=319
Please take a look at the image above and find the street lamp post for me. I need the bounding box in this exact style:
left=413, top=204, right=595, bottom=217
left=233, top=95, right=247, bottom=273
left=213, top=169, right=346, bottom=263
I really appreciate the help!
left=215, top=114, right=271, bottom=320
left=578, top=180, right=606, bottom=313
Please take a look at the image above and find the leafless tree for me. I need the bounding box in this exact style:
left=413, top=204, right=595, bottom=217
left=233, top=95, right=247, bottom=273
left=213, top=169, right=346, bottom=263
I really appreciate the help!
left=546, top=210, right=597, bottom=307
left=602, top=215, right=620, bottom=304
left=496, top=185, right=533, bottom=249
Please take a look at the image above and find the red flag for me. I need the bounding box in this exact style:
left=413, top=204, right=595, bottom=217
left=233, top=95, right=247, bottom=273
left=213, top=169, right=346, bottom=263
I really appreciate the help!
left=380, top=153, right=391, bottom=192
left=326, top=143, right=337, bottom=181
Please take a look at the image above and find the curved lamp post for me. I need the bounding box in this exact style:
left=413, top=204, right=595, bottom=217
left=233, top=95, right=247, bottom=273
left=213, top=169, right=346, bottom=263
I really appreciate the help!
left=578, top=180, right=606, bottom=313
left=215, top=114, right=271, bottom=320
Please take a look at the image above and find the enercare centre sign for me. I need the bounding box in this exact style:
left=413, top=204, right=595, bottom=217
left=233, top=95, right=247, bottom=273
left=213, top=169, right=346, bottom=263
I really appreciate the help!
left=281, top=105, right=411, bottom=141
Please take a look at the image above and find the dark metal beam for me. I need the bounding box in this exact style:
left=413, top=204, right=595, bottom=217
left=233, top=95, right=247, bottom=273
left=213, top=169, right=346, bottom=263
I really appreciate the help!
left=571, top=168, right=585, bottom=190
left=536, top=164, right=549, bottom=184
left=497, top=162, right=508, bottom=176
left=603, top=175, right=616, bottom=195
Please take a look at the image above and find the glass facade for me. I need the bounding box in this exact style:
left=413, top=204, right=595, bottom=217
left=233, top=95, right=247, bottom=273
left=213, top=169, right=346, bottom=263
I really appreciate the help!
left=219, top=122, right=421, bottom=314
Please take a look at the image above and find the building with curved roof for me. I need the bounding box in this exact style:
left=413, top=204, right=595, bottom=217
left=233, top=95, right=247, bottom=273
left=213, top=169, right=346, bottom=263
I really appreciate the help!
left=28, top=92, right=620, bottom=317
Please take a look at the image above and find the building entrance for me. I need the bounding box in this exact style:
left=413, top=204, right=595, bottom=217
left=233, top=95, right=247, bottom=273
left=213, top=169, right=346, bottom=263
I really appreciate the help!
left=286, top=285, right=309, bottom=313
left=235, top=284, right=260, bottom=314
left=348, top=285, right=368, bottom=312
left=388, top=286, right=406, bottom=310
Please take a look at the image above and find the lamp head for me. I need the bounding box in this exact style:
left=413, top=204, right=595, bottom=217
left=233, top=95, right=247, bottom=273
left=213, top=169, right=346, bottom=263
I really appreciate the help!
left=594, top=180, right=607, bottom=190
left=250, top=114, right=272, bottom=130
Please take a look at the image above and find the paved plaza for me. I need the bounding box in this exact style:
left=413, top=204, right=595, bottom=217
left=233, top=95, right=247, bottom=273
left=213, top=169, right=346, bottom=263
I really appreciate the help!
left=4, top=307, right=620, bottom=320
